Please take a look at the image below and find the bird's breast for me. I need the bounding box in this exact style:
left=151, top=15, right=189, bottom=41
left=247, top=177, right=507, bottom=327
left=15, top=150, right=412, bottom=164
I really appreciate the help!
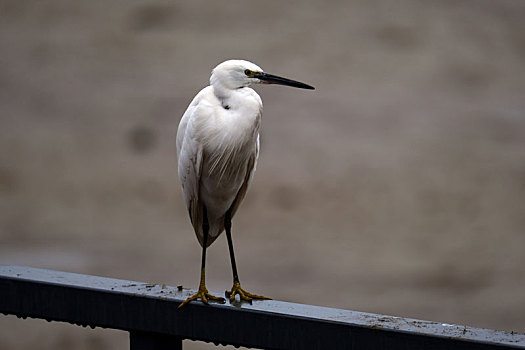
left=197, top=100, right=260, bottom=206
left=200, top=114, right=259, bottom=183
left=196, top=92, right=261, bottom=167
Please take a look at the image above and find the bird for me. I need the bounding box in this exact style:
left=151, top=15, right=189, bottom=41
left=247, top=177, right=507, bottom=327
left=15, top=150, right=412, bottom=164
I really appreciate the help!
left=176, top=59, right=314, bottom=308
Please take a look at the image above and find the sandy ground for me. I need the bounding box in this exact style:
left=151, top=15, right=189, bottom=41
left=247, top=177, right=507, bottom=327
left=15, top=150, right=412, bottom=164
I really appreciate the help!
left=1, top=0, right=525, bottom=349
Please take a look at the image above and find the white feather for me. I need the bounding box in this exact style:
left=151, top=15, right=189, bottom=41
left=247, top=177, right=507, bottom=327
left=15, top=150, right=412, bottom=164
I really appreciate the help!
left=176, top=61, right=262, bottom=247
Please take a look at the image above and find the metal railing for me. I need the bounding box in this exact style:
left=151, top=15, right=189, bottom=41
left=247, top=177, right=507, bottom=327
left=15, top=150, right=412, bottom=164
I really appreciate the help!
left=1, top=265, right=523, bottom=349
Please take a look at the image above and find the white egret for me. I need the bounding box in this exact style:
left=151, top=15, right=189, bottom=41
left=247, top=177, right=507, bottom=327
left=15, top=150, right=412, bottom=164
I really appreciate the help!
left=176, top=59, right=314, bottom=307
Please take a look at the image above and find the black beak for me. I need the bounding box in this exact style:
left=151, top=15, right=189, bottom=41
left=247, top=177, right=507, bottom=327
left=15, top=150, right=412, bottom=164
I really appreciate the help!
left=254, top=72, right=315, bottom=90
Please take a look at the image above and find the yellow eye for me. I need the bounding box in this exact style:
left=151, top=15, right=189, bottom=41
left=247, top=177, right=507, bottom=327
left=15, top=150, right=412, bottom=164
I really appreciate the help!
left=244, top=69, right=252, bottom=76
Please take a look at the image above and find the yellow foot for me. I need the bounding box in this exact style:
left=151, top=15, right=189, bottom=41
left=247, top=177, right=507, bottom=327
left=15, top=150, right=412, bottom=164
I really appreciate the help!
left=178, top=286, right=226, bottom=308
left=225, top=281, right=272, bottom=303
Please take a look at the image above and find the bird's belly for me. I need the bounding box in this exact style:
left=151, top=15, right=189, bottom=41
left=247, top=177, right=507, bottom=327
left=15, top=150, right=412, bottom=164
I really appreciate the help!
left=199, top=162, right=247, bottom=220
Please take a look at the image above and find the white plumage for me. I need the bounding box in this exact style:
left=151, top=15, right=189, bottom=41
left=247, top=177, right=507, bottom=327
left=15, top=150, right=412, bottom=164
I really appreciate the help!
left=176, top=59, right=313, bottom=307
left=176, top=60, right=262, bottom=247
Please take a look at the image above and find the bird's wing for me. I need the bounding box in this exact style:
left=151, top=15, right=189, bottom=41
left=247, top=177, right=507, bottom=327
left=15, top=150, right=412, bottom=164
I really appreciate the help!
left=228, top=134, right=260, bottom=218
left=177, top=94, right=208, bottom=244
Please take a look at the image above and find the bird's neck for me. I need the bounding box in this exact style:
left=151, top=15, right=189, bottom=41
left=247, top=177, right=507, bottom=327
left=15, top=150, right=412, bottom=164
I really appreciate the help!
left=210, top=82, right=261, bottom=117
left=211, top=81, right=234, bottom=103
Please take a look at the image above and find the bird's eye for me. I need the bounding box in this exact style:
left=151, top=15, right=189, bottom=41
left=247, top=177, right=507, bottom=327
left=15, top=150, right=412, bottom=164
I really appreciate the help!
left=244, top=69, right=252, bottom=76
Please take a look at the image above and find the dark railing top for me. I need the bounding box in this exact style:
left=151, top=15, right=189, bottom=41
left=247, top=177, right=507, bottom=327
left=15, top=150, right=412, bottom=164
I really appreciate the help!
left=1, top=265, right=524, bottom=349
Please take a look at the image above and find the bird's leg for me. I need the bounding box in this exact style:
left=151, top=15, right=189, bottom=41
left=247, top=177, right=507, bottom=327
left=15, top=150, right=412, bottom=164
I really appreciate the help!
left=178, top=206, right=225, bottom=308
left=224, top=209, right=271, bottom=303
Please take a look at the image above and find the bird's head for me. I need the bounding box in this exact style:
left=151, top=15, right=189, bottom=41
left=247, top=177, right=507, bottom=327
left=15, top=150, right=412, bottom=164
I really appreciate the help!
left=210, top=59, right=314, bottom=91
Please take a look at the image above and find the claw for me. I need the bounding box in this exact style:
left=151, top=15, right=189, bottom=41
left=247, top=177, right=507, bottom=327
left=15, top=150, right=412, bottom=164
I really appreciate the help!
left=178, top=286, right=226, bottom=308
left=225, top=281, right=271, bottom=303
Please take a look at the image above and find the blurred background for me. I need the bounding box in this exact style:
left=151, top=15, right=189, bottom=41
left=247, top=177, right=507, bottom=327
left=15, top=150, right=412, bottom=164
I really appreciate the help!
left=1, top=0, right=524, bottom=348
